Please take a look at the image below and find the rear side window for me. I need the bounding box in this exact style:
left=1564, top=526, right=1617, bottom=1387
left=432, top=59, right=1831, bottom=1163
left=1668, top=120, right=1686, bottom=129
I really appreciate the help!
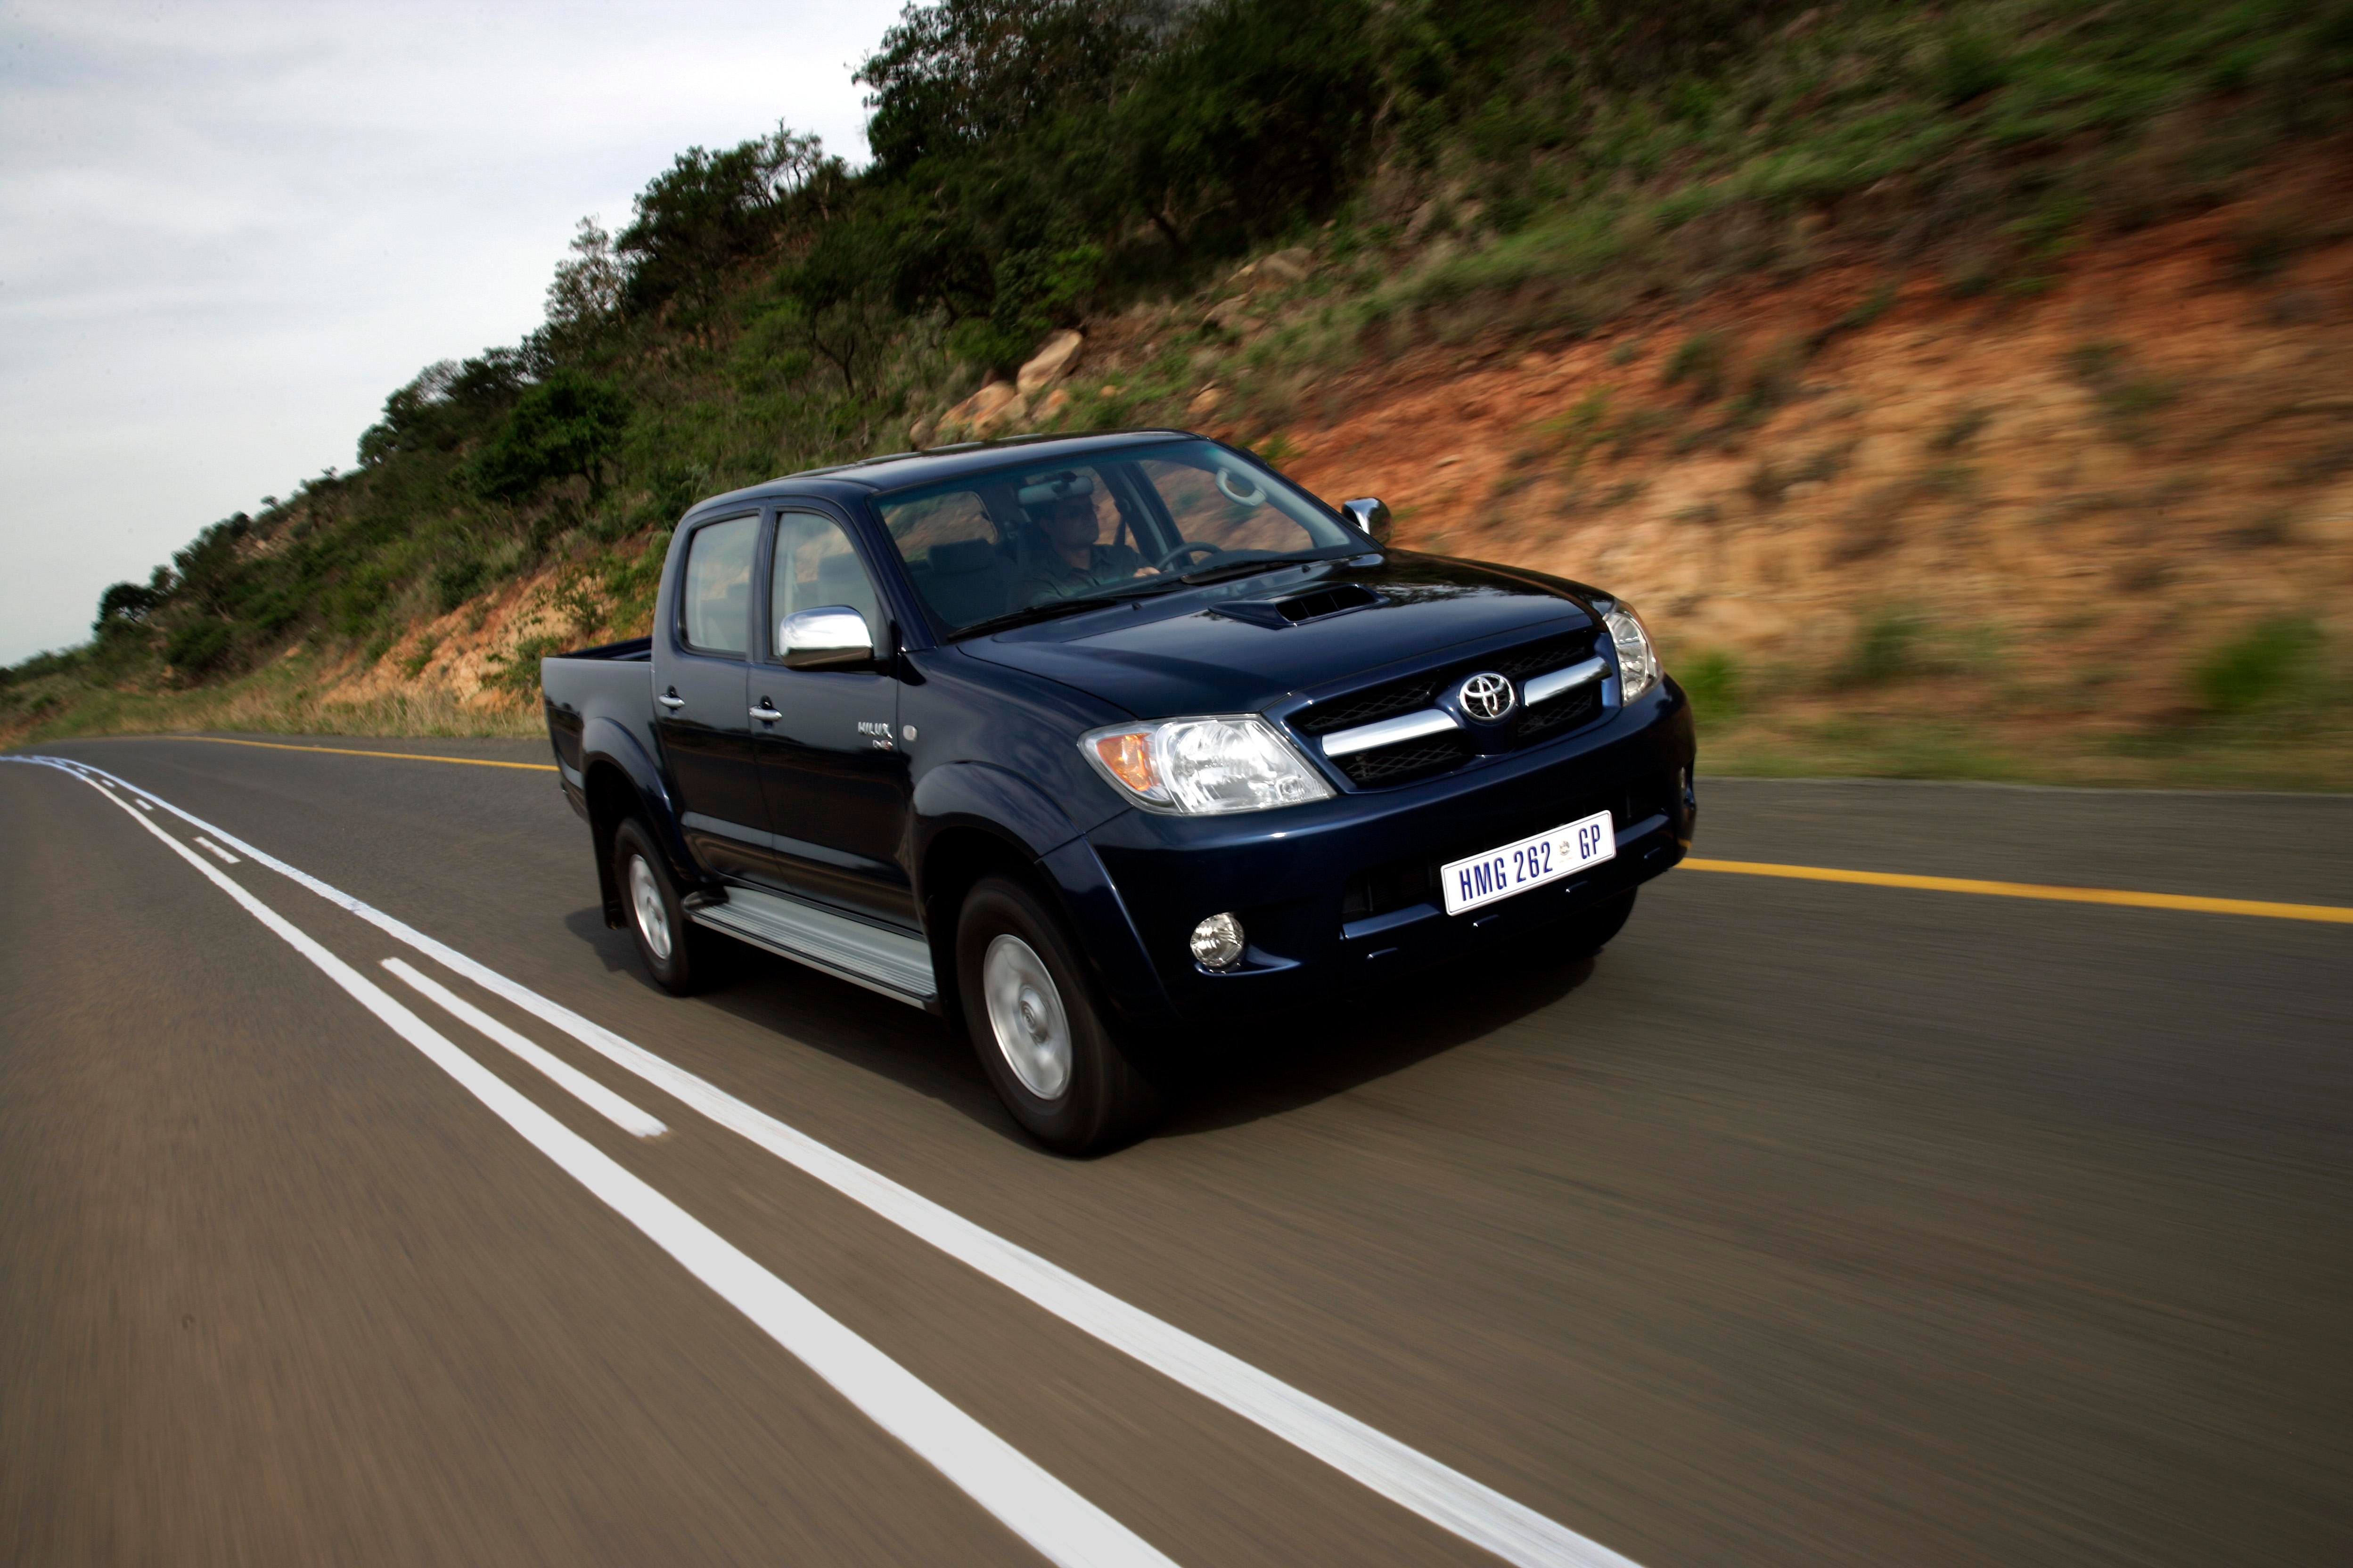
left=679, top=515, right=757, bottom=655
left=770, top=512, right=883, bottom=651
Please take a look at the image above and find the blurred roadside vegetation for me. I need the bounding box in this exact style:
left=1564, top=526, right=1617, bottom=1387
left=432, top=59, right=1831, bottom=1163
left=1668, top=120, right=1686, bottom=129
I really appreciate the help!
left=7, top=0, right=2353, bottom=783
left=1672, top=612, right=2353, bottom=789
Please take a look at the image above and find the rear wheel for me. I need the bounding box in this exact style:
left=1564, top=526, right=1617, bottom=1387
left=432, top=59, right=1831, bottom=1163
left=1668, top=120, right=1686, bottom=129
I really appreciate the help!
left=613, top=817, right=711, bottom=994
left=957, top=876, right=1160, bottom=1154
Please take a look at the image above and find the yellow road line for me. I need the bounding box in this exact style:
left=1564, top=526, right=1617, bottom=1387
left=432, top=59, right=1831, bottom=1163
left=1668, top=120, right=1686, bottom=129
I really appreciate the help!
left=162, top=735, right=558, bottom=772
left=1683, top=857, right=2353, bottom=925
left=106, top=738, right=2353, bottom=924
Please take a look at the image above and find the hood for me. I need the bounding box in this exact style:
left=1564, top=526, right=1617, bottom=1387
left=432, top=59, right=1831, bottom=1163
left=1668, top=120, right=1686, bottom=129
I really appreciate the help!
left=955, top=551, right=1603, bottom=719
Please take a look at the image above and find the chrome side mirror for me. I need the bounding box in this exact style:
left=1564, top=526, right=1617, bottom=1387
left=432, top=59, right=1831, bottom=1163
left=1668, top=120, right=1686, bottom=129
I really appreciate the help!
left=1340, top=497, right=1393, bottom=546
left=779, top=606, right=874, bottom=670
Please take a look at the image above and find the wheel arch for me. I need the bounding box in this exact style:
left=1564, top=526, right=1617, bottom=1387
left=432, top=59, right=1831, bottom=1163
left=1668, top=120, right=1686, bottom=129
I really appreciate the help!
left=577, top=718, right=697, bottom=929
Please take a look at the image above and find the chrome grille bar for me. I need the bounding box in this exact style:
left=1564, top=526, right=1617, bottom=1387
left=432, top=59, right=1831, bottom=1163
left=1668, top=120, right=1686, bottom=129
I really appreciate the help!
left=1523, top=656, right=1607, bottom=706
left=1320, top=708, right=1460, bottom=759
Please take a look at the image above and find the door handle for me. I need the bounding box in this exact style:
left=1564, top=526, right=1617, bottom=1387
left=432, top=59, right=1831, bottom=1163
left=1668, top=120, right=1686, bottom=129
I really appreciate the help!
left=749, top=701, right=783, bottom=721
left=657, top=691, right=686, bottom=710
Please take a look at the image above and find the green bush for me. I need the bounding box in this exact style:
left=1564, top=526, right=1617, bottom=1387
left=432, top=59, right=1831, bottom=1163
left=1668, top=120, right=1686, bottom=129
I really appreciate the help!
left=2193, top=619, right=2324, bottom=716
left=472, top=371, right=632, bottom=501
left=1664, top=330, right=1729, bottom=401
left=1834, top=612, right=1924, bottom=689
left=434, top=556, right=490, bottom=613
left=164, top=620, right=233, bottom=673
left=1678, top=649, right=1743, bottom=724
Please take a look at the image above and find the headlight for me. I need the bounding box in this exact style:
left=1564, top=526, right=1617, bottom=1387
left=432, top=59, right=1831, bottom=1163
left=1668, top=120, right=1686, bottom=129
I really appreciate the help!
left=1081, top=716, right=1334, bottom=815
left=1605, top=606, right=1660, bottom=700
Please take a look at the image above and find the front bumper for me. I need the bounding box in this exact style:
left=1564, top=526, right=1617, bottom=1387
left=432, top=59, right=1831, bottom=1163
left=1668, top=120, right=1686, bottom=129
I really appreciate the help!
left=1082, top=681, right=1697, bottom=1024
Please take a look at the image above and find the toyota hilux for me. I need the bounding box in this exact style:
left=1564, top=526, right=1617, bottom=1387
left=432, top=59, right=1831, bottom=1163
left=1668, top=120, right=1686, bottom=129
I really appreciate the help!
left=541, top=431, right=1697, bottom=1152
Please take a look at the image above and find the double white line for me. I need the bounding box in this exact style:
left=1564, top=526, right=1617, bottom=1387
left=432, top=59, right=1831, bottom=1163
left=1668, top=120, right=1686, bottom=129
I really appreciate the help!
left=11, top=755, right=1640, bottom=1568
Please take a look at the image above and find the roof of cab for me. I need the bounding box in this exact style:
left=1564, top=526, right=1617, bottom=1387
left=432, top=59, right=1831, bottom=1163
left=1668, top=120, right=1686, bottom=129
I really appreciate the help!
left=681, top=429, right=1197, bottom=520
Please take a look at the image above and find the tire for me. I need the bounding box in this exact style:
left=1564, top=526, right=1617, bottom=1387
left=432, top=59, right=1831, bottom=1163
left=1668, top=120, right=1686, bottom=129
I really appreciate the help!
left=1555, top=889, right=1637, bottom=960
left=613, top=817, right=712, bottom=995
left=956, top=875, right=1161, bottom=1154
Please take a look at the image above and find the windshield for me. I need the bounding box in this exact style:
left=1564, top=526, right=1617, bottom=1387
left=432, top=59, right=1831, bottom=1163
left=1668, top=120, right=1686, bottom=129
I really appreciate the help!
left=872, top=439, right=1356, bottom=636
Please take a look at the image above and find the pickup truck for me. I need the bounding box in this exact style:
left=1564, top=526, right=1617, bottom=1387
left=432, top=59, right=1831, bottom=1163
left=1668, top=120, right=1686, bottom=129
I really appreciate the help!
left=542, top=430, right=1696, bottom=1152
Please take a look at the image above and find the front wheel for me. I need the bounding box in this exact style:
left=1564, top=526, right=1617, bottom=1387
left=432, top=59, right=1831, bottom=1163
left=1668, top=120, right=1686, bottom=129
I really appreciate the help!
left=957, top=876, right=1160, bottom=1154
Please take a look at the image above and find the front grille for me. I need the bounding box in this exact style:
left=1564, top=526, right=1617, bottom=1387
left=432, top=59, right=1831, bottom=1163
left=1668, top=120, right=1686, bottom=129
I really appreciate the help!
left=1492, top=635, right=1588, bottom=683
left=1519, top=683, right=1602, bottom=740
left=1332, top=733, right=1469, bottom=786
left=1294, top=626, right=1613, bottom=790
left=1291, top=675, right=1435, bottom=736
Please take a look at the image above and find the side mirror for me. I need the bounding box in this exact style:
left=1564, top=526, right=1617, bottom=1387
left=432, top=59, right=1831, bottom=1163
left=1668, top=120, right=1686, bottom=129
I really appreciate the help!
left=779, top=606, right=874, bottom=670
left=1340, top=497, right=1393, bottom=547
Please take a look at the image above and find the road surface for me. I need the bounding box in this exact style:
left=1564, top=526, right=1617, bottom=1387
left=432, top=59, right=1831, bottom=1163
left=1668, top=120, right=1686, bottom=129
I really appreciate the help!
left=3, top=734, right=2348, bottom=1566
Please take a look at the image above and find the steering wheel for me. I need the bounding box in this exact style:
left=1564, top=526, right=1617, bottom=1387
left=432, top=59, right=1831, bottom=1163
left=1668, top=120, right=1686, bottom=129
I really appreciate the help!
left=1151, top=541, right=1227, bottom=574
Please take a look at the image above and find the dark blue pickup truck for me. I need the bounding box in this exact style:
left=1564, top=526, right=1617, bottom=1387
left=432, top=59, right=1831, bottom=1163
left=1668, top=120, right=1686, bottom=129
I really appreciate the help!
left=542, top=430, right=1696, bottom=1151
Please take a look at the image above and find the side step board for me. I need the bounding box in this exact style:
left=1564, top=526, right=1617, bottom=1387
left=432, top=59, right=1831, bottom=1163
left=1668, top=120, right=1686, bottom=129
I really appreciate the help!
left=690, top=886, right=936, bottom=1008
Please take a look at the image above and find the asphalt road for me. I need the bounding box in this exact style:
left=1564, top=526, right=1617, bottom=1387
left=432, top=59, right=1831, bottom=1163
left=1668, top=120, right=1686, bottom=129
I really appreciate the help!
left=4, top=733, right=2348, bottom=1567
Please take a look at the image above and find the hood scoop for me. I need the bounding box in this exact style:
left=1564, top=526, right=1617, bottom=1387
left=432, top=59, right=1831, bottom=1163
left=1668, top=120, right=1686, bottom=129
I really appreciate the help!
left=1211, top=582, right=1385, bottom=629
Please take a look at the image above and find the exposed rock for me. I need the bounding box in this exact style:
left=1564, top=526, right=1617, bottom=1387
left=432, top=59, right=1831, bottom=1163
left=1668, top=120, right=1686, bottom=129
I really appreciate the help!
left=1016, top=329, right=1085, bottom=397
left=908, top=415, right=938, bottom=449
left=971, top=385, right=1030, bottom=438
left=936, top=378, right=1022, bottom=443
left=1205, top=295, right=1253, bottom=334
left=1037, top=387, right=1071, bottom=423
left=1256, top=247, right=1312, bottom=286
left=1186, top=386, right=1223, bottom=420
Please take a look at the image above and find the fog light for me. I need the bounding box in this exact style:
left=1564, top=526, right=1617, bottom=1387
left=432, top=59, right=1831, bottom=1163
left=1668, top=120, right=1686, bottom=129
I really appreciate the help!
left=1189, top=912, right=1246, bottom=970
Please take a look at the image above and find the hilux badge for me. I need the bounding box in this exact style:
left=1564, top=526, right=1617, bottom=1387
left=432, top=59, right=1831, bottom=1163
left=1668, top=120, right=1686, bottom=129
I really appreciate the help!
left=1458, top=672, right=1515, bottom=721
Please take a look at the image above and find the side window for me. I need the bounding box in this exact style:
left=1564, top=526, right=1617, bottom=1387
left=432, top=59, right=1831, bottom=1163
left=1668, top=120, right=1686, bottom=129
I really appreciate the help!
left=679, top=515, right=758, bottom=656
left=771, top=512, right=883, bottom=652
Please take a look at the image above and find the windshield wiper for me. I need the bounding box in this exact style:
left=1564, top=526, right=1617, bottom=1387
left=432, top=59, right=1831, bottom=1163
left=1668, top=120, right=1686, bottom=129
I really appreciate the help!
left=948, top=550, right=1351, bottom=639
left=949, top=579, right=1178, bottom=639
left=1178, top=554, right=1330, bottom=587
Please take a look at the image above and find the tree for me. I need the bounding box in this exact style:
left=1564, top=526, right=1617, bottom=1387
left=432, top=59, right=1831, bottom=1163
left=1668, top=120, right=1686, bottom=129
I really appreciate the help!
left=615, top=125, right=841, bottom=312
left=471, top=370, right=632, bottom=501
left=93, top=580, right=163, bottom=633
left=544, top=218, right=624, bottom=335
left=357, top=351, right=528, bottom=465
left=857, top=0, right=1168, bottom=172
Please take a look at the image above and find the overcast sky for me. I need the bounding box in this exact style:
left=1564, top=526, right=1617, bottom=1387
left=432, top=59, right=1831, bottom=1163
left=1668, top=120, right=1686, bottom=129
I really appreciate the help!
left=0, top=0, right=904, bottom=665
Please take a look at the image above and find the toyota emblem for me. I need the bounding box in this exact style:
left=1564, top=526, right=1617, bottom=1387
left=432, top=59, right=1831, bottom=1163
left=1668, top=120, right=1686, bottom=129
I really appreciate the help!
left=1458, top=671, right=1515, bottom=721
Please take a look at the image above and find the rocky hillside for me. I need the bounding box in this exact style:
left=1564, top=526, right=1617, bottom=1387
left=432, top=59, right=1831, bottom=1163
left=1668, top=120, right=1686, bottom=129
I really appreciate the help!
left=7, top=0, right=2351, bottom=784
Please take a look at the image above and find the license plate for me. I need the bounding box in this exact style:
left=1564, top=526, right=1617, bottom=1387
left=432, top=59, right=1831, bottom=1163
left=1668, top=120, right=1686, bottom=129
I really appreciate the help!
left=1441, top=810, right=1616, bottom=916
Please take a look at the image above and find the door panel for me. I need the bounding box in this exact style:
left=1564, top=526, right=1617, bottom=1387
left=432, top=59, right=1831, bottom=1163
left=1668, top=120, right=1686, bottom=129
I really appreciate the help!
left=653, top=514, right=765, bottom=880
left=753, top=509, right=918, bottom=929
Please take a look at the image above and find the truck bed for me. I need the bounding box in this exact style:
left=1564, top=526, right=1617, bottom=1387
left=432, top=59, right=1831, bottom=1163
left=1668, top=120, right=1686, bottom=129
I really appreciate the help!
left=542, top=636, right=655, bottom=774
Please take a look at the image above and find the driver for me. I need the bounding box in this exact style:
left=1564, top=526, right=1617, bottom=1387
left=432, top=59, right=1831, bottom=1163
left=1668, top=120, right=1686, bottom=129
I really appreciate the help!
left=1015, top=494, right=1151, bottom=605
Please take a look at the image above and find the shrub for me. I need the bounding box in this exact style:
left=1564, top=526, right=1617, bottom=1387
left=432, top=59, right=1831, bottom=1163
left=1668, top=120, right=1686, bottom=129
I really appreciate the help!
left=472, top=371, right=632, bottom=502
left=434, top=555, right=490, bottom=613
left=1664, top=330, right=1729, bottom=401
left=164, top=619, right=233, bottom=674
left=1834, top=611, right=1924, bottom=689
left=2192, top=619, right=2324, bottom=716
left=1678, top=649, right=1743, bottom=724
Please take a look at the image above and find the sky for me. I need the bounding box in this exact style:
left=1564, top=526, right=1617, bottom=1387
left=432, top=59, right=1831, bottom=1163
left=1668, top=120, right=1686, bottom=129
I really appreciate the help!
left=0, top=0, right=905, bottom=665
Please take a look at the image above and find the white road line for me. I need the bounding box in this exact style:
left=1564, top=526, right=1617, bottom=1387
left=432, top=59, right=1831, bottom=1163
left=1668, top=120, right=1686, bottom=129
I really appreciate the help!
left=382, top=957, right=666, bottom=1138
left=193, top=835, right=240, bottom=865
left=53, top=755, right=1642, bottom=1568
left=21, top=759, right=1180, bottom=1568
left=136, top=798, right=154, bottom=810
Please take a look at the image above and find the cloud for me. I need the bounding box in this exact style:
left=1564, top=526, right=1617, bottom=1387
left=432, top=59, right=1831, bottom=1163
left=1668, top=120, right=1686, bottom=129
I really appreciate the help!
left=0, top=0, right=902, bottom=664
